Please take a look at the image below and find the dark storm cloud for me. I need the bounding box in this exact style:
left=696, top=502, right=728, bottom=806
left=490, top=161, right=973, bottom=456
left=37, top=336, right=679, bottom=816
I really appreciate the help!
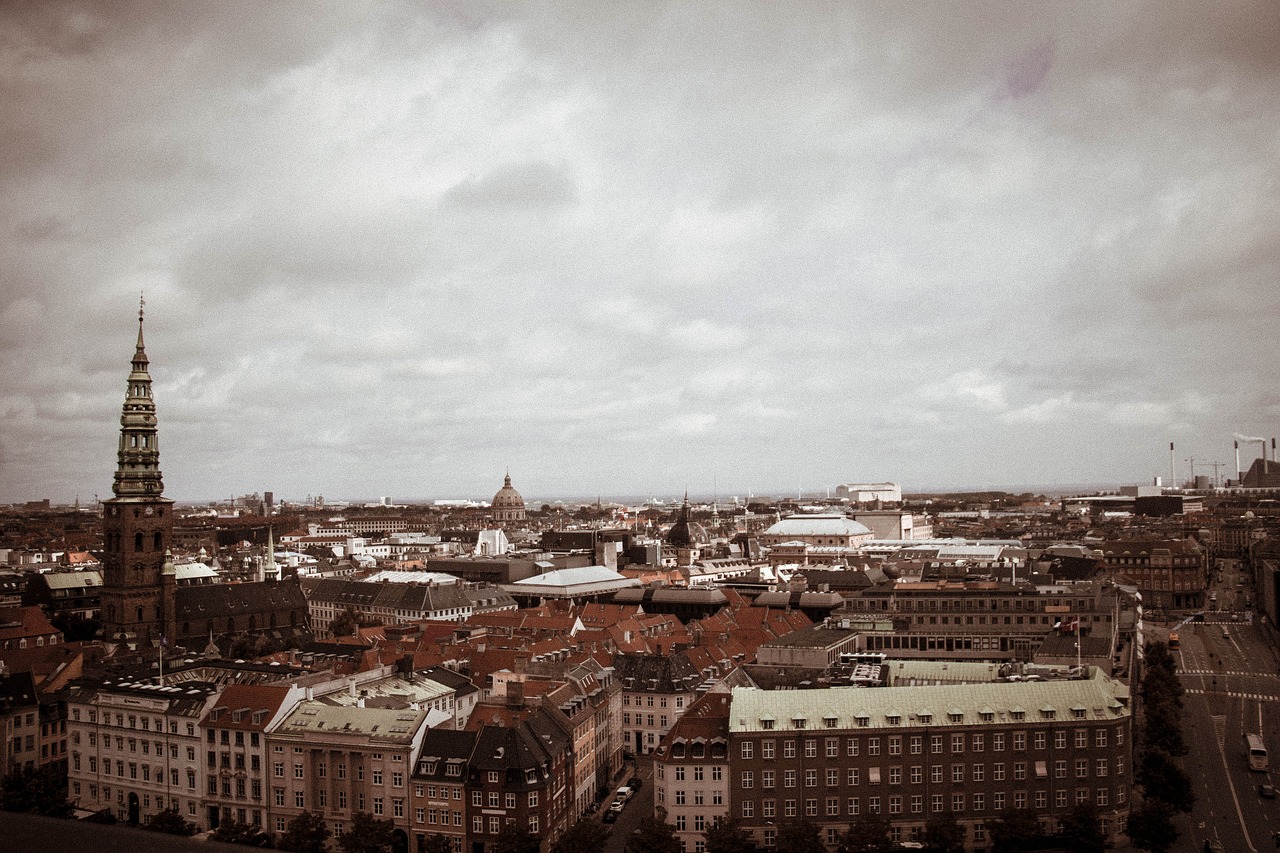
left=1, top=1, right=1277, bottom=501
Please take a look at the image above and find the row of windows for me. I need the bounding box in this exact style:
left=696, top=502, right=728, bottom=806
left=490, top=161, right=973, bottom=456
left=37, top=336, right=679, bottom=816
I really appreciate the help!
left=739, top=727, right=1118, bottom=758
left=851, top=597, right=1094, bottom=612
left=413, top=784, right=463, bottom=800
left=660, top=765, right=724, bottom=781
left=416, top=807, right=463, bottom=826
left=206, top=776, right=262, bottom=799
left=72, top=708, right=193, bottom=737
left=275, top=762, right=403, bottom=786
left=78, top=755, right=195, bottom=787
left=738, top=758, right=1123, bottom=788
left=738, top=785, right=1125, bottom=819
left=470, top=815, right=539, bottom=835
left=468, top=790, right=539, bottom=808
left=82, top=733, right=183, bottom=757
left=622, top=695, right=687, bottom=709
left=207, top=729, right=262, bottom=748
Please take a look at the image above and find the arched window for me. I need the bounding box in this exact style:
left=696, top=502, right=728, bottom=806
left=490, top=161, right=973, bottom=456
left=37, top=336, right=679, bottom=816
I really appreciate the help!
left=135, top=532, right=143, bottom=550
left=153, top=532, right=162, bottom=550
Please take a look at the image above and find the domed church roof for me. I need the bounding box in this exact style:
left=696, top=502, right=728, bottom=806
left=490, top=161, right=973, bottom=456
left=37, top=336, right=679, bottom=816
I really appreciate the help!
left=491, top=473, right=528, bottom=523
left=492, top=473, right=524, bottom=508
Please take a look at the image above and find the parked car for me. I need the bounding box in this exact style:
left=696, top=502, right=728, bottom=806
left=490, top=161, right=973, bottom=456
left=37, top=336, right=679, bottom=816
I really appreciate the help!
left=602, top=809, right=618, bottom=824
left=615, top=786, right=634, bottom=802
left=628, top=776, right=643, bottom=790
left=1203, top=840, right=1225, bottom=853
left=1260, top=783, right=1277, bottom=799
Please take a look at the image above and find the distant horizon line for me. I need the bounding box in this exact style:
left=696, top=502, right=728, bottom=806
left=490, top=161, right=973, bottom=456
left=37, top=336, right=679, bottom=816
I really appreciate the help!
left=20, top=481, right=1143, bottom=508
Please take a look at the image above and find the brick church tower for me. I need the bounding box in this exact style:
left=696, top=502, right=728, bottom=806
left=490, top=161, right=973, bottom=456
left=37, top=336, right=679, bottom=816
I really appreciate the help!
left=100, top=302, right=177, bottom=648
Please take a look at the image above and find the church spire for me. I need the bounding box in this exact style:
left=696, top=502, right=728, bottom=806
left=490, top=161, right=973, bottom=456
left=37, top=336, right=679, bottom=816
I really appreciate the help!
left=113, top=298, right=164, bottom=498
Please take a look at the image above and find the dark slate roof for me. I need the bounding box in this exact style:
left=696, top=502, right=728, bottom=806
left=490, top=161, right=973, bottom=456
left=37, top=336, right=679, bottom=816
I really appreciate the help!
left=471, top=719, right=560, bottom=788
left=613, top=651, right=702, bottom=693
left=0, top=669, right=38, bottom=712
left=175, top=579, right=308, bottom=621
left=415, top=728, right=477, bottom=780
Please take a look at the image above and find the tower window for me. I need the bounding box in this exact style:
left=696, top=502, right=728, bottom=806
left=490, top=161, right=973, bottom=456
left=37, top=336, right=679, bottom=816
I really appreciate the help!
left=135, top=532, right=144, bottom=550
left=154, top=532, right=162, bottom=550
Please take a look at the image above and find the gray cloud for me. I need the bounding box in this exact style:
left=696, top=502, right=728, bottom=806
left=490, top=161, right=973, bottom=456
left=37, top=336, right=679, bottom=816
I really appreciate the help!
left=1, top=1, right=1278, bottom=502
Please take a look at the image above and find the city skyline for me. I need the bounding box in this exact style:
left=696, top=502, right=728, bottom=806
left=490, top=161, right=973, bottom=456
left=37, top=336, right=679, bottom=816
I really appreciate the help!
left=2, top=3, right=1278, bottom=503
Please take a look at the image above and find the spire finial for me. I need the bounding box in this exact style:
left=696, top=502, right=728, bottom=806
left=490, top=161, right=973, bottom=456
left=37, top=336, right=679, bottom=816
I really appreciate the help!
left=136, top=293, right=147, bottom=350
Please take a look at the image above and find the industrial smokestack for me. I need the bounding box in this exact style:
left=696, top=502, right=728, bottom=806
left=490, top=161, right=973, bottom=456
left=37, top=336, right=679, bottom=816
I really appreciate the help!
left=1169, top=443, right=1175, bottom=489
left=1273, top=438, right=1276, bottom=463
left=1235, top=441, right=1241, bottom=483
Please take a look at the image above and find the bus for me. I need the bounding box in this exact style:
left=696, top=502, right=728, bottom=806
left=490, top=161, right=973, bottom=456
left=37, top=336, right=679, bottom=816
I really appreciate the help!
left=1246, top=733, right=1269, bottom=771
left=1168, top=632, right=1180, bottom=650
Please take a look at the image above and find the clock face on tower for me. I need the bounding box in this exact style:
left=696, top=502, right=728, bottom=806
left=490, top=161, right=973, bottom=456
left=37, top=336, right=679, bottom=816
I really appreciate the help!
left=145, top=506, right=154, bottom=516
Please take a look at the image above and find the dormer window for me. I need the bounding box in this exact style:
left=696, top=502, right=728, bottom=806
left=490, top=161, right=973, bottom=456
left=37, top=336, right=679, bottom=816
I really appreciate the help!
left=855, top=715, right=870, bottom=728
left=446, top=764, right=461, bottom=777
left=761, top=719, right=775, bottom=730
left=918, top=714, right=932, bottom=725
left=886, top=715, right=901, bottom=726
left=792, top=718, right=807, bottom=730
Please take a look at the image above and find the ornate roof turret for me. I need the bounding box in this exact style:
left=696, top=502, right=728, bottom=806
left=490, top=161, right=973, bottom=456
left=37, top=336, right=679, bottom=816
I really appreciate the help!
left=112, top=298, right=164, bottom=499
left=666, top=491, right=700, bottom=549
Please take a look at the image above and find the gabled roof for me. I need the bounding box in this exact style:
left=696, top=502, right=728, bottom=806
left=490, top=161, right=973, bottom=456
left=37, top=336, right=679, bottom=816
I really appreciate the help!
left=201, top=683, right=295, bottom=730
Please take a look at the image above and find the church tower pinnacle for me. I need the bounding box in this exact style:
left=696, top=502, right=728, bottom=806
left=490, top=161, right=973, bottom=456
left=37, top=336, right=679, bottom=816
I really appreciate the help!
left=100, top=299, right=175, bottom=648
left=113, top=299, right=164, bottom=497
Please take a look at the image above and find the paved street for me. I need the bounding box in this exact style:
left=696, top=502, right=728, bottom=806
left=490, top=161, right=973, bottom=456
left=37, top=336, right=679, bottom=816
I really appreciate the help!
left=600, top=756, right=654, bottom=853
left=1164, top=561, right=1280, bottom=853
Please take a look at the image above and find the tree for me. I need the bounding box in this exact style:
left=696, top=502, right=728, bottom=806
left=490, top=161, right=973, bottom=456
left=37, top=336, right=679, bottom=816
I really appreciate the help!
left=1126, top=800, right=1179, bottom=853
left=423, top=835, right=454, bottom=853
left=704, top=817, right=756, bottom=853
left=1058, top=802, right=1107, bottom=853
left=495, top=822, right=541, bottom=853
left=330, top=607, right=362, bottom=638
left=625, top=816, right=681, bottom=853
left=1143, top=702, right=1187, bottom=756
left=146, top=804, right=197, bottom=836
left=1138, top=748, right=1195, bottom=812
left=923, top=811, right=965, bottom=853
left=279, top=810, right=331, bottom=853
left=775, top=819, right=824, bottom=853
left=339, top=812, right=398, bottom=853
left=839, top=812, right=892, bottom=853
left=988, top=808, right=1043, bottom=853
left=212, top=818, right=275, bottom=847
left=0, top=763, right=71, bottom=817
left=553, top=818, right=612, bottom=853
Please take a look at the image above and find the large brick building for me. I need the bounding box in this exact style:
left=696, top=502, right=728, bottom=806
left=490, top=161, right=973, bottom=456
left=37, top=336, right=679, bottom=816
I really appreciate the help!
left=723, top=668, right=1131, bottom=851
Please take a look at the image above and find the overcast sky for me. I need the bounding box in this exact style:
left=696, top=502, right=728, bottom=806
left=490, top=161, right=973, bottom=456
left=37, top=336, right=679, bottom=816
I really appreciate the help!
left=2, top=2, right=1278, bottom=504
